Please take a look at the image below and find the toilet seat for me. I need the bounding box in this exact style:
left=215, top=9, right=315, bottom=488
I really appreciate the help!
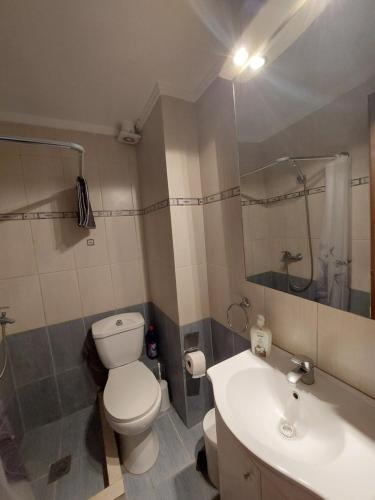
left=104, top=361, right=160, bottom=424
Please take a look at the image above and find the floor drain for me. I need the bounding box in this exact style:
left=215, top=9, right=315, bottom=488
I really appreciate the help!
left=48, top=455, right=71, bottom=483
left=279, top=421, right=296, bottom=439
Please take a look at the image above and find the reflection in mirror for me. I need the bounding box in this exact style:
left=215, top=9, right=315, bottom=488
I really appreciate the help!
left=234, top=0, right=374, bottom=318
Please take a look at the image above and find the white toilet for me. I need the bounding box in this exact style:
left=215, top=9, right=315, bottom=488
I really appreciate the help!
left=92, top=312, right=161, bottom=474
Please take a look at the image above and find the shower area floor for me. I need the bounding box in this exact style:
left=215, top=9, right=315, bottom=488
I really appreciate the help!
left=20, top=404, right=105, bottom=500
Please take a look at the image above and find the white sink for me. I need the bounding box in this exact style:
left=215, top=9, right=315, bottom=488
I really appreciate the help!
left=208, top=347, right=375, bottom=500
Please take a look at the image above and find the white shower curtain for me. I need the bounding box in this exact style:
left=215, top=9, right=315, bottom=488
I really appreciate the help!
left=317, top=154, right=351, bottom=310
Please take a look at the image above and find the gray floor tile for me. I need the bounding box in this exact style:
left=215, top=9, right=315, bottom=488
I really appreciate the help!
left=168, top=407, right=204, bottom=461
left=124, top=473, right=156, bottom=500
left=147, top=412, right=192, bottom=487
left=79, top=451, right=105, bottom=498
left=31, top=475, right=56, bottom=500
left=55, top=457, right=82, bottom=500
left=20, top=420, right=62, bottom=481
left=54, top=453, right=104, bottom=500
left=60, top=405, right=95, bottom=460
left=154, top=464, right=218, bottom=500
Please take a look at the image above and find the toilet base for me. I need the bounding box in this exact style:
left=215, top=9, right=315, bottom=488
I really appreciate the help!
left=119, top=427, right=159, bottom=474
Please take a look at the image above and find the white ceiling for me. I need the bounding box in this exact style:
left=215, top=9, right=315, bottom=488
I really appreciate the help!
left=235, top=0, right=375, bottom=143
left=0, top=0, right=241, bottom=133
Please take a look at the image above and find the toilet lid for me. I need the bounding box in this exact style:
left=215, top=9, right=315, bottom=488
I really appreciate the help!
left=104, top=361, right=160, bottom=423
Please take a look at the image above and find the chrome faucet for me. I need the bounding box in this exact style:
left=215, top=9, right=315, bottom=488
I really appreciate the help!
left=287, top=354, right=314, bottom=385
left=0, top=309, right=15, bottom=325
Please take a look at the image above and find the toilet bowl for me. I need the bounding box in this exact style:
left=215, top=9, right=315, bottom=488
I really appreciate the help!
left=103, top=361, right=162, bottom=474
left=92, top=312, right=161, bottom=474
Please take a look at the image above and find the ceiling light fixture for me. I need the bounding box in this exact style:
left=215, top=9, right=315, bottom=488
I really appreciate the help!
left=233, top=47, right=249, bottom=67
left=248, top=55, right=266, bottom=71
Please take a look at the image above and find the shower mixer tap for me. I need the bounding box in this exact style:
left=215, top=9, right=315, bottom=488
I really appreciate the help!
left=0, top=308, right=15, bottom=325
left=282, top=251, right=303, bottom=263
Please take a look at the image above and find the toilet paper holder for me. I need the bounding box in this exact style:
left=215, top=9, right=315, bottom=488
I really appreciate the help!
left=183, top=331, right=199, bottom=355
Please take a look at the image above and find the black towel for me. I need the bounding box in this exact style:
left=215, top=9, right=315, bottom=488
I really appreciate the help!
left=76, top=176, right=96, bottom=229
left=0, top=400, right=28, bottom=483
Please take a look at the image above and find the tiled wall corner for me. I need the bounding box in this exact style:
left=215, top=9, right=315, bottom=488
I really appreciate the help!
left=151, top=304, right=187, bottom=423
left=211, top=318, right=250, bottom=365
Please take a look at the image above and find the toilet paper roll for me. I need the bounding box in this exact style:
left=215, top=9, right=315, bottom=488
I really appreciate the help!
left=185, top=350, right=206, bottom=378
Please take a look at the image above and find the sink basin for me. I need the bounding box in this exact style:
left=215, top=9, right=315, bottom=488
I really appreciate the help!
left=227, top=367, right=345, bottom=466
left=208, top=347, right=375, bottom=500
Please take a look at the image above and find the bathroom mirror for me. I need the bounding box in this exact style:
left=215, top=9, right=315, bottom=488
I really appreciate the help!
left=234, top=0, right=375, bottom=318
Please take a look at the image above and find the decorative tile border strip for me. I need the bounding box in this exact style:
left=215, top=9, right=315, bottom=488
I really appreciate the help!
left=0, top=176, right=368, bottom=220
left=0, top=208, right=143, bottom=221
left=241, top=176, right=369, bottom=207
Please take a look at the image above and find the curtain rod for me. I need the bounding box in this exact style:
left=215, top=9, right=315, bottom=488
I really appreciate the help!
left=0, top=135, right=85, bottom=153
left=241, top=152, right=350, bottom=178
left=0, top=134, right=85, bottom=175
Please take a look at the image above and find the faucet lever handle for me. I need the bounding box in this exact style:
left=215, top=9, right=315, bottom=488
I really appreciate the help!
left=290, top=354, right=314, bottom=371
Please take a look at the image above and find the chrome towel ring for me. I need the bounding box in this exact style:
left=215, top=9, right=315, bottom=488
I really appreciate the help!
left=227, top=297, right=251, bottom=334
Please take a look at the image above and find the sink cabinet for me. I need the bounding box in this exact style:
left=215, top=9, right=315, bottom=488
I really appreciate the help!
left=216, top=409, right=320, bottom=500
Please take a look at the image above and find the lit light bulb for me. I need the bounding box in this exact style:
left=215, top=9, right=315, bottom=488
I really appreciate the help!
left=248, top=55, right=266, bottom=71
left=233, top=47, right=249, bottom=67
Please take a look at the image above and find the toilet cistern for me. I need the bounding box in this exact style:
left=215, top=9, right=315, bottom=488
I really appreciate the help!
left=287, top=354, right=315, bottom=385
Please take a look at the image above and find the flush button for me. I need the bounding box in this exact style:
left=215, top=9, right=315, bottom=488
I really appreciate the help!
left=116, top=319, right=123, bottom=326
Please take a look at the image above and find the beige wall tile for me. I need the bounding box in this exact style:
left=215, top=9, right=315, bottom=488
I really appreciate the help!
left=317, top=304, right=375, bottom=398
left=77, top=265, right=115, bottom=316
left=137, top=99, right=169, bottom=208
left=143, top=209, right=174, bottom=265
left=111, top=260, right=147, bottom=309
left=21, top=154, right=73, bottom=212
left=0, top=275, right=45, bottom=334
left=0, top=221, right=37, bottom=279
left=170, top=206, right=206, bottom=268
left=251, top=239, right=270, bottom=275
left=105, top=216, right=139, bottom=264
left=94, top=134, right=133, bottom=165
left=176, top=264, right=209, bottom=325
left=31, top=219, right=75, bottom=274
left=40, top=270, right=82, bottom=324
left=197, top=79, right=239, bottom=196
left=352, top=184, right=370, bottom=240
left=204, top=197, right=243, bottom=276
left=147, top=258, right=178, bottom=325
left=207, top=263, right=233, bottom=327
left=265, top=287, right=317, bottom=361
left=162, top=96, right=202, bottom=198
left=267, top=202, right=286, bottom=239
left=73, top=218, right=109, bottom=269
left=99, top=162, right=134, bottom=210
left=0, top=153, right=28, bottom=212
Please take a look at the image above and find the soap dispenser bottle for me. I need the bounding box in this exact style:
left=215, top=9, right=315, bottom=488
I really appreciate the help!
left=250, top=315, right=272, bottom=358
